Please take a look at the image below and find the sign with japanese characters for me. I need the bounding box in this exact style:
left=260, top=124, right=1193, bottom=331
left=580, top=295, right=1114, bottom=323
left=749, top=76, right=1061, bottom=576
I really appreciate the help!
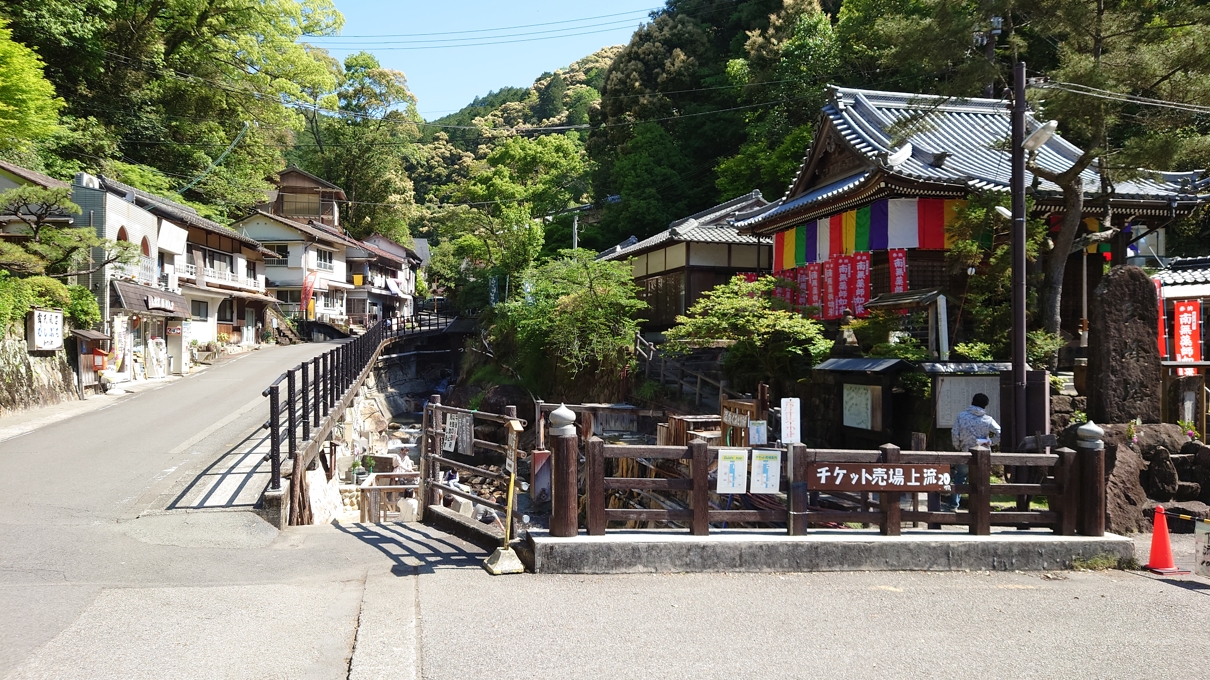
left=795, top=266, right=809, bottom=310
left=807, top=463, right=952, bottom=492
left=26, top=308, right=63, bottom=351
left=1196, top=521, right=1210, bottom=578
left=806, top=263, right=821, bottom=318
left=852, top=251, right=871, bottom=317
left=823, top=259, right=837, bottom=319
left=1153, top=277, right=1167, bottom=359
left=836, top=255, right=853, bottom=316
left=749, top=449, right=781, bottom=494
left=442, top=413, right=460, bottom=452
left=716, top=448, right=748, bottom=493
left=780, top=397, right=801, bottom=444
left=889, top=249, right=909, bottom=293
left=748, top=420, right=767, bottom=446
left=1174, top=299, right=1201, bottom=376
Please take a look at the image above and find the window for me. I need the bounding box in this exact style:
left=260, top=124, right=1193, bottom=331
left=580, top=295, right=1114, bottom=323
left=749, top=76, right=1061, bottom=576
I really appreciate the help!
left=316, top=248, right=334, bottom=271
left=282, top=193, right=321, bottom=216
left=205, top=250, right=234, bottom=273
left=245, top=261, right=256, bottom=280
left=265, top=244, right=289, bottom=266
left=140, top=236, right=150, bottom=257
left=217, top=299, right=233, bottom=323
left=276, top=290, right=302, bottom=304
left=191, top=300, right=209, bottom=320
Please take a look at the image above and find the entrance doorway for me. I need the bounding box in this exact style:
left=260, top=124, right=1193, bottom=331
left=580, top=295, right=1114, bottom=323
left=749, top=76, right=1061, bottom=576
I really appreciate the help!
left=245, top=307, right=255, bottom=344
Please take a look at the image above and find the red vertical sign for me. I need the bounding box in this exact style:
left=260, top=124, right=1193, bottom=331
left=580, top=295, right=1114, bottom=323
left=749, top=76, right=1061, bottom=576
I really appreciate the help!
left=836, top=256, right=853, bottom=316
left=853, top=251, right=871, bottom=317
left=1175, top=299, right=1201, bottom=376
left=889, top=249, right=908, bottom=293
left=823, top=260, right=837, bottom=320
left=795, top=266, right=809, bottom=310
left=807, top=263, right=821, bottom=318
left=1154, top=277, right=1167, bottom=359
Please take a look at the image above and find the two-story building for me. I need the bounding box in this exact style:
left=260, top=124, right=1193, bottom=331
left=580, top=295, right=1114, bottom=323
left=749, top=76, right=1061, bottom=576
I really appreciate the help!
left=354, top=234, right=423, bottom=323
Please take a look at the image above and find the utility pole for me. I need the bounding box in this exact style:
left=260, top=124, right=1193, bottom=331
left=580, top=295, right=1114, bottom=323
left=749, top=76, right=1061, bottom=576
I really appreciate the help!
left=572, top=212, right=579, bottom=250
left=1010, top=60, right=1028, bottom=452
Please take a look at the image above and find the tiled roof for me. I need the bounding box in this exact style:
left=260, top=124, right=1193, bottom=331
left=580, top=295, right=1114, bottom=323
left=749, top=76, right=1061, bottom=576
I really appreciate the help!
left=1157, top=257, right=1210, bottom=286
left=736, top=172, right=872, bottom=228
left=93, top=175, right=265, bottom=250
left=740, top=85, right=1209, bottom=231
left=599, top=192, right=770, bottom=261
left=0, top=160, right=69, bottom=190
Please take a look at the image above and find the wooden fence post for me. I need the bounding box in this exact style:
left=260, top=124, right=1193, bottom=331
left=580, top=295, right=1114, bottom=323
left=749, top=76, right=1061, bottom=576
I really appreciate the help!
left=690, top=440, right=709, bottom=536
left=1054, top=447, right=1079, bottom=536
left=788, top=444, right=810, bottom=536
left=550, top=433, right=580, bottom=537
left=1076, top=421, right=1106, bottom=537
left=586, top=437, right=605, bottom=536
left=879, top=443, right=901, bottom=536
left=968, top=445, right=991, bottom=536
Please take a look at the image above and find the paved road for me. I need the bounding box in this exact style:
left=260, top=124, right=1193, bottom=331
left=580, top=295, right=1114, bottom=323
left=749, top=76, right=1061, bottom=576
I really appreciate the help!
left=3, top=343, right=1210, bottom=679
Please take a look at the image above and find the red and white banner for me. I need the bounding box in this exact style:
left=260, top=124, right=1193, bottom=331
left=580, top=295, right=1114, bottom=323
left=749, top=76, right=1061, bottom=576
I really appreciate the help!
left=807, top=263, right=821, bottom=318
left=795, top=266, right=809, bottom=310
left=836, top=255, right=853, bottom=316
left=1175, top=299, right=1201, bottom=376
left=889, top=249, right=908, bottom=293
left=1153, top=277, right=1167, bottom=359
left=823, top=259, right=837, bottom=320
left=853, top=251, right=871, bottom=317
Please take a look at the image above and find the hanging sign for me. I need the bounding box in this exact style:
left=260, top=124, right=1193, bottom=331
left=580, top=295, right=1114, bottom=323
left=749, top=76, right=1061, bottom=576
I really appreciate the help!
left=823, top=259, right=837, bottom=319
left=853, top=251, right=871, bottom=317
left=796, top=266, right=809, bottom=310
left=716, top=448, right=748, bottom=493
left=807, top=263, right=821, bottom=318
left=835, top=256, right=852, bottom=316
left=748, top=420, right=768, bottom=446
left=26, top=309, right=64, bottom=351
left=1174, top=300, right=1202, bottom=376
left=442, top=413, right=459, bottom=452
left=780, top=397, right=801, bottom=444
left=1196, top=521, right=1210, bottom=578
left=889, top=249, right=909, bottom=293
left=749, top=449, right=782, bottom=494
left=458, top=412, right=475, bottom=454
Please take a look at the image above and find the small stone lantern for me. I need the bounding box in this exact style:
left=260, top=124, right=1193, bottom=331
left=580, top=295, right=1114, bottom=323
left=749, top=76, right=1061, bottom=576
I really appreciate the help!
left=1077, top=420, right=1105, bottom=451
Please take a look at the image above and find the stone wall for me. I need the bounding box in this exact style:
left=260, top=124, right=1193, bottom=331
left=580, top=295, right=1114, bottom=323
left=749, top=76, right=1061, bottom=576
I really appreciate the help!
left=0, top=334, right=78, bottom=417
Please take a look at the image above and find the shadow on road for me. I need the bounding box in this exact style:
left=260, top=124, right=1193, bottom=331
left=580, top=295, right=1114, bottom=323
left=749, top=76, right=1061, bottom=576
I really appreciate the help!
left=335, top=520, right=487, bottom=575
left=166, top=426, right=271, bottom=511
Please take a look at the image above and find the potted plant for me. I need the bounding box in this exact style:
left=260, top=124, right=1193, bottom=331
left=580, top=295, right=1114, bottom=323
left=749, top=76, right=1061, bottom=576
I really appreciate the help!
left=349, top=459, right=365, bottom=484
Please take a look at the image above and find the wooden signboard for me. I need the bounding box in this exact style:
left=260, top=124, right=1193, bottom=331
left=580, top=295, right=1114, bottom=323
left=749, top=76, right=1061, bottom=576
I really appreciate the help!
left=808, top=463, right=952, bottom=492
left=720, top=398, right=759, bottom=447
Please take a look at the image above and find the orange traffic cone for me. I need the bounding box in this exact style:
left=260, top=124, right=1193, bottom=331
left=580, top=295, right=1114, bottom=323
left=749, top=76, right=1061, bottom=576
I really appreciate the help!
left=1146, top=506, right=1190, bottom=575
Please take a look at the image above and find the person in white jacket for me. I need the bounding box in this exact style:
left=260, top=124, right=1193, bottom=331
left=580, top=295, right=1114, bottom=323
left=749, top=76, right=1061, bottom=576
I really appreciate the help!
left=948, top=393, right=1001, bottom=510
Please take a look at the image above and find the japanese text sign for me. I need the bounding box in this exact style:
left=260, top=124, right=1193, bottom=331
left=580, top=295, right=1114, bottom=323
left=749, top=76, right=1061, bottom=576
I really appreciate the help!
left=823, top=259, right=837, bottom=319
left=807, top=463, right=952, bottom=492
left=780, top=397, right=801, bottom=444
left=717, top=448, right=748, bottom=493
left=852, top=251, right=871, bottom=317
left=1174, top=299, right=1201, bottom=376
left=807, top=264, right=821, bottom=318
left=749, top=449, right=781, bottom=494
left=836, top=256, right=853, bottom=316
left=889, top=249, right=909, bottom=293
left=26, top=309, right=63, bottom=351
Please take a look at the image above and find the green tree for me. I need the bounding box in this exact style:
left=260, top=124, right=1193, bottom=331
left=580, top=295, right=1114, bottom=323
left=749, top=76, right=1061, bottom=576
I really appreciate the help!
left=534, top=72, right=567, bottom=121
left=0, top=18, right=63, bottom=152
left=589, top=123, right=693, bottom=249
left=0, top=185, right=135, bottom=277
left=488, top=250, right=646, bottom=401
left=294, top=51, right=420, bottom=241
left=664, top=275, right=831, bottom=398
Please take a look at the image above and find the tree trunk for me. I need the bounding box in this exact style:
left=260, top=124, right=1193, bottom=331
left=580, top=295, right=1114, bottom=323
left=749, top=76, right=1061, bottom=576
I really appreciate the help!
left=1041, top=177, right=1085, bottom=336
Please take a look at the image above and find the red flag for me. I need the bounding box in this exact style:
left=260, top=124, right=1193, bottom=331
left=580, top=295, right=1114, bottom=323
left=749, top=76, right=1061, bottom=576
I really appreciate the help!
left=889, top=249, right=909, bottom=293
left=836, top=255, right=853, bottom=317
left=807, top=263, right=821, bottom=319
left=853, top=251, right=872, bottom=317
left=1174, top=300, right=1202, bottom=376
left=823, top=259, right=838, bottom=320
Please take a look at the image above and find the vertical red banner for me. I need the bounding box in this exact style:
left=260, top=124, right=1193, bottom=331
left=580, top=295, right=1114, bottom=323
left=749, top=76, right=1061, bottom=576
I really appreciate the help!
left=823, top=259, right=837, bottom=320
left=1174, top=299, right=1202, bottom=376
left=836, top=256, right=853, bottom=316
left=807, top=263, right=821, bottom=318
left=889, top=249, right=909, bottom=293
left=1154, top=277, right=1167, bottom=359
left=795, top=266, right=809, bottom=310
left=852, top=251, right=871, bottom=317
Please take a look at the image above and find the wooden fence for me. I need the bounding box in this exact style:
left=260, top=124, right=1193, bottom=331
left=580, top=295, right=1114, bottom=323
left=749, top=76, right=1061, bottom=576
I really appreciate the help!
left=419, top=397, right=525, bottom=520
left=574, top=437, right=1106, bottom=537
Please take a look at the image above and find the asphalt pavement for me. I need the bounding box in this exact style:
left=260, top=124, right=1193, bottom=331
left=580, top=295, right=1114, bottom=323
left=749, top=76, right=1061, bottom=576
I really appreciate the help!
left=2, top=342, right=1209, bottom=679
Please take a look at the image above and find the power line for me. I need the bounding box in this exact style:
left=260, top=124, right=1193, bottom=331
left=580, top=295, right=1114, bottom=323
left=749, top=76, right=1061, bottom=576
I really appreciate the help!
left=313, top=25, right=638, bottom=51
left=309, top=18, right=645, bottom=46
left=1036, top=81, right=1210, bottom=116
left=315, top=8, right=658, bottom=38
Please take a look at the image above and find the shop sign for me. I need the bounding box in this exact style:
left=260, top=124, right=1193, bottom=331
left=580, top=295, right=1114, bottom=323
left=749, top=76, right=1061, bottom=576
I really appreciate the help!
left=167, top=326, right=183, bottom=335
left=1174, top=299, right=1202, bottom=376
left=26, top=308, right=64, bottom=351
left=145, top=294, right=178, bottom=313
left=807, top=463, right=952, bottom=491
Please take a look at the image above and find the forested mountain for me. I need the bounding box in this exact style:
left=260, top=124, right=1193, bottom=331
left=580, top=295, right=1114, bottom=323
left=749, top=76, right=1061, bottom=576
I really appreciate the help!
left=3, top=0, right=1210, bottom=258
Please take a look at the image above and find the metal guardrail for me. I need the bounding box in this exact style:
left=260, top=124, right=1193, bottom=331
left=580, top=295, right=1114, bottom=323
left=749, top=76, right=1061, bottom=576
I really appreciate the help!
left=262, top=313, right=457, bottom=495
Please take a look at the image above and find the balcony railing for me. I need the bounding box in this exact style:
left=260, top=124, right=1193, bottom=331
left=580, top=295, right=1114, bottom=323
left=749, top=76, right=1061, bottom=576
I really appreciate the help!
left=194, top=266, right=266, bottom=292
left=112, top=256, right=156, bottom=285
left=316, top=261, right=334, bottom=272
left=180, top=263, right=197, bottom=279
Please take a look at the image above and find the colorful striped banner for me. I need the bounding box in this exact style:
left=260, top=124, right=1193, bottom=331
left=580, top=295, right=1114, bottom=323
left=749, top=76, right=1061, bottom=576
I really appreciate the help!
left=773, top=231, right=783, bottom=272
left=855, top=205, right=871, bottom=252
left=869, top=200, right=889, bottom=250
left=782, top=227, right=796, bottom=270
left=888, top=199, right=919, bottom=248
left=795, top=223, right=807, bottom=267
left=816, top=219, right=830, bottom=263
left=842, top=210, right=857, bottom=255
left=918, top=198, right=946, bottom=249
left=829, top=214, right=844, bottom=257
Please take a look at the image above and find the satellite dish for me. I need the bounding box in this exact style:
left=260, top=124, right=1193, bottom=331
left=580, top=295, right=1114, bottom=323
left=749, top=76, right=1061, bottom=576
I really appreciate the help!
left=886, top=143, right=913, bottom=167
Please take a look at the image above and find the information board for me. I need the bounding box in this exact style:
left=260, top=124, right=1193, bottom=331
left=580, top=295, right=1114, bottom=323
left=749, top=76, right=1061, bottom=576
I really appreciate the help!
left=807, top=463, right=952, bottom=492
left=842, top=384, right=882, bottom=431
left=935, top=376, right=1001, bottom=428
left=26, top=309, right=63, bottom=351
left=1196, top=522, right=1210, bottom=578
left=749, top=449, right=781, bottom=494
left=780, top=398, right=801, bottom=444
left=716, top=448, right=748, bottom=493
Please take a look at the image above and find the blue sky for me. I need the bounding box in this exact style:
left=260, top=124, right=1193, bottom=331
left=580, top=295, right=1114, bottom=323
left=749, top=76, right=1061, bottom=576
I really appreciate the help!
left=311, top=1, right=660, bottom=120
